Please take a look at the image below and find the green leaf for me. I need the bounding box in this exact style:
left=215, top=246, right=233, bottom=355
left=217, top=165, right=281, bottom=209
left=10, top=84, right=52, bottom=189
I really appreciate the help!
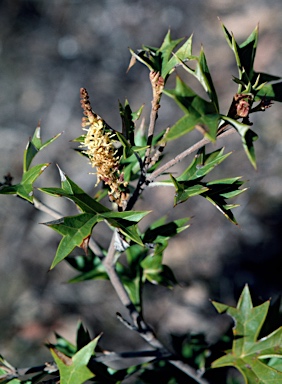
left=117, top=224, right=144, bottom=246
left=132, top=103, right=145, bottom=122
left=0, top=355, right=17, bottom=382
left=141, top=255, right=177, bottom=287
left=256, top=81, right=282, bottom=103
left=0, top=163, right=50, bottom=203
left=221, top=116, right=258, bottom=168
left=178, top=147, right=231, bottom=181
left=119, top=99, right=135, bottom=145
left=24, top=125, right=62, bottom=172
left=66, top=251, right=108, bottom=283
left=212, top=285, right=282, bottom=383
left=143, top=217, right=190, bottom=244
left=52, top=332, right=77, bottom=357
left=45, top=213, right=100, bottom=269
left=115, top=131, right=148, bottom=160
left=40, top=170, right=146, bottom=247
left=170, top=175, right=209, bottom=205
left=50, top=336, right=100, bottom=384
left=39, top=167, right=110, bottom=214
left=173, top=47, right=219, bottom=110
left=203, top=177, right=246, bottom=224
left=162, top=149, right=245, bottom=223
left=165, top=114, right=200, bottom=141
left=221, top=22, right=258, bottom=85
left=101, top=210, right=150, bottom=222
left=220, top=21, right=282, bottom=100
left=164, top=76, right=220, bottom=141
left=121, top=273, right=142, bottom=309
left=129, top=30, right=193, bottom=81
left=162, top=34, right=193, bottom=78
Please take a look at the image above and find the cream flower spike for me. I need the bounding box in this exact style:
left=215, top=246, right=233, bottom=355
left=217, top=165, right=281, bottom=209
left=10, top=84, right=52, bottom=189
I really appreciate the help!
left=80, top=88, right=129, bottom=208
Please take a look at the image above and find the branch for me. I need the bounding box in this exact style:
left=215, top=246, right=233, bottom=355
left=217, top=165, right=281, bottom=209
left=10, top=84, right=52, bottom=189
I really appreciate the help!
left=148, top=127, right=236, bottom=183
left=143, top=71, right=164, bottom=169
left=126, top=126, right=236, bottom=210
left=102, top=231, right=209, bottom=383
left=92, top=349, right=170, bottom=363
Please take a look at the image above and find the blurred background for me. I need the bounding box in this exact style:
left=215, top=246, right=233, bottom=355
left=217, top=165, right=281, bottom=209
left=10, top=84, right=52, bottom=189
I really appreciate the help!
left=0, top=0, right=282, bottom=372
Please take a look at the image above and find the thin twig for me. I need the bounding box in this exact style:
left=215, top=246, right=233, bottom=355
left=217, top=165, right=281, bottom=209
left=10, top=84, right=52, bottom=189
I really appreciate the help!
left=126, top=72, right=165, bottom=213
left=102, top=232, right=162, bottom=347
left=33, top=197, right=62, bottom=219
left=143, top=71, right=164, bottom=169
left=92, top=349, right=170, bottom=363
left=148, top=127, right=236, bottom=183
left=170, top=360, right=208, bottom=383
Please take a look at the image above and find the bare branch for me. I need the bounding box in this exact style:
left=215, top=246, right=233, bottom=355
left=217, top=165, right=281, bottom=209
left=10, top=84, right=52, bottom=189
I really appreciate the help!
left=148, top=127, right=236, bottom=183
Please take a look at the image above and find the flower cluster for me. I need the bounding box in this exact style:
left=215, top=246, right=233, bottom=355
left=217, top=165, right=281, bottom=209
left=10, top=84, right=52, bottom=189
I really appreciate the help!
left=80, top=88, right=128, bottom=208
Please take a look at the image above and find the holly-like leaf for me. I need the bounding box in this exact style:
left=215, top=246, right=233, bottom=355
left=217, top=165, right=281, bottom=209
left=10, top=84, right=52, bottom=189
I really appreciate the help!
left=143, top=217, right=190, bottom=245
left=170, top=175, right=209, bottom=205
left=212, top=285, right=282, bottom=383
left=39, top=167, right=110, bottom=214
left=40, top=168, right=146, bottom=246
left=50, top=335, right=100, bottom=384
left=24, top=124, right=62, bottom=172
left=221, top=21, right=282, bottom=101
left=119, top=100, right=144, bottom=146
left=164, top=76, right=220, bottom=142
left=256, top=81, right=282, bottom=102
left=202, top=177, right=246, bottom=224
left=129, top=30, right=193, bottom=81
left=0, top=163, right=50, bottom=203
left=158, top=149, right=244, bottom=223
left=221, top=116, right=258, bottom=168
left=162, top=34, right=193, bottom=78
left=45, top=213, right=100, bottom=269
left=221, top=22, right=258, bottom=83
left=178, top=147, right=232, bottom=181
left=172, top=45, right=219, bottom=110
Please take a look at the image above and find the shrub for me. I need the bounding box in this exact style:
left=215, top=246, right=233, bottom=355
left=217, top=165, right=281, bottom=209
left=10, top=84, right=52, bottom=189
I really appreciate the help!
left=1, top=21, right=282, bottom=384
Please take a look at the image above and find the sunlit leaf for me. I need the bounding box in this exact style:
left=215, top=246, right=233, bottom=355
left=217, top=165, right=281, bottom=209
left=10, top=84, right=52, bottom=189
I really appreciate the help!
left=178, top=147, right=231, bottom=181
left=0, top=163, right=50, bottom=203
left=129, top=30, right=194, bottom=81
left=45, top=213, right=100, bottom=269
left=50, top=336, right=100, bottom=384
left=162, top=34, right=193, bottom=78
left=212, top=285, right=282, bottom=383
left=24, top=125, right=62, bottom=172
